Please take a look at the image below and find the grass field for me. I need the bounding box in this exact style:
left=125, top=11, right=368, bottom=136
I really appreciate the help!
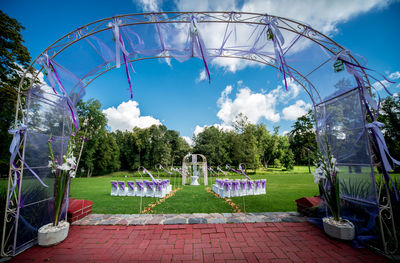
left=69, top=166, right=319, bottom=214
left=1, top=167, right=399, bottom=216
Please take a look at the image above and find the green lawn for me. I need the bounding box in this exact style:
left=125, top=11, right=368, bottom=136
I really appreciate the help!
left=69, top=166, right=319, bottom=214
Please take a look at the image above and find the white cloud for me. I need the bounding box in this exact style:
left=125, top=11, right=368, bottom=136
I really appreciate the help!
left=372, top=79, right=391, bottom=91
left=217, top=85, right=280, bottom=124
left=389, top=71, right=400, bottom=80
left=182, top=136, right=194, bottom=146
left=282, top=100, right=312, bottom=121
left=196, top=69, right=207, bottom=83
left=212, top=57, right=263, bottom=73
left=239, top=0, right=389, bottom=35
left=371, top=70, right=400, bottom=91
left=170, top=0, right=391, bottom=73
left=102, top=100, right=161, bottom=132
left=193, top=123, right=234, bottom=137
left=282, top=130, right=289, bottom=136
left=216, top=78, right=302, bottom=125
left=136, top=0, right=161, bottom=12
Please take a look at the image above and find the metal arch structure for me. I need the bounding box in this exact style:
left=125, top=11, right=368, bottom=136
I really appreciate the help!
left=182, top=153, right=208, bottom=186
left=2, top=11, right=397, bottom=256
left=18, top=11, right=362, bottom=102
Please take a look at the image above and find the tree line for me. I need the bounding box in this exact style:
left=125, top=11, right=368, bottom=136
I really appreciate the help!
left=1, top=10, right=400, bottom=177
left=71, top=100, right=318, bottom=176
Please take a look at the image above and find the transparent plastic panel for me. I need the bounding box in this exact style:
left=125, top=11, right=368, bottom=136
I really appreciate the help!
left=16, top=199, right=53, bottom=249
left=315, top=88, right=377, bottom=203
left=21, top=167, right=54, bottom=206
left=28, top=85, right=73, bottom=136
left=24, top=132, right=69, bottom=168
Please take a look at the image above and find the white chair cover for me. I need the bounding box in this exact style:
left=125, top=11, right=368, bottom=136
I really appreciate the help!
left=110, top=181, right=118, bottom=196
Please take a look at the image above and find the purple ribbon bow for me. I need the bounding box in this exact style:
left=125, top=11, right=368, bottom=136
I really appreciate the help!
left=155, top=181, right=162, bottom=191
left=261, top=180, right=266, bottom=189
left=144, top=181, right=154, bottom=191
left=127, top=182, right=135, bottom=190
left=366, top=121, right=399, bottom=200
left=335, top=50, right=394, bottom=97
left=240, top=181, right=247, bottom=190
left=118, top=182, right=125, bottom=189
left=136, top=181, right=144, bottom=191
left=262, top=15, right=293, bottom=91
left=108, top=18, right=135, bottom=99
left=111, top=181, right=118, bottom=189
left=255, top=180, right=261, bottom=189
left=38, top=53, right=80, bottom=130
left=247, top=181, right=254, bottom=190
left=226, top=181, right=233, bottom=191
left=232, top=181, right=239, bottom=190
left=217, top=179, right=223, bottom=187
left=190, top=15, right=211, bottom=83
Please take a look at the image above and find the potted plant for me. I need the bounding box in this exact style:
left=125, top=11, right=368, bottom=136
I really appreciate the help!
left=313, top=140, right=355, bottom=240
left=37, top=134, right=76, bottom=246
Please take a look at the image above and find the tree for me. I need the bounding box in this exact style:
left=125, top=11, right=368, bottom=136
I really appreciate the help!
left=0, top=11, right=31, bottom=176
left=194, top=126, right=230, bottom=166
left=148, top=125, right=171, bottom=167
left=288, top=110, right=317, bottom=166
left=165, top=130, right=191, bottom=166
left=378, top=96, right=400, bottom=172
left=279, top=136, right=295, bottom=170
left=73, top=99, right=110, bottom=176
left=262, top=127, right=280, bottom=168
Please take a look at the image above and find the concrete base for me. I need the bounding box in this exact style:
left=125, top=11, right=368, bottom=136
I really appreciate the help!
left=190, top=176, right=200, bottom=185
left=38, top=221, right=69, bottom=247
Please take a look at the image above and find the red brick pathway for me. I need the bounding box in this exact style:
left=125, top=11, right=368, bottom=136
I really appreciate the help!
left=12, top=222, right=387, bottom=262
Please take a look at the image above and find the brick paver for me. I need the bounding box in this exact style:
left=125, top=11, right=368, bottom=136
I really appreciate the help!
left=12, top=222, right=387, bottom=262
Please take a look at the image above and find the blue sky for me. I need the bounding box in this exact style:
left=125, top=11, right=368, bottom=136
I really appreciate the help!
left=2, top=0, right=399, bottom=143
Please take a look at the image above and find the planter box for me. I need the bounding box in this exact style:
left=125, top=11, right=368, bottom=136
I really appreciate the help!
left=38, top=221, right=69, bottom=247
left=295, top=196, right=321, bottom=217
left=67, top=199, right=93, bottom=223
left=323, top=217, right=355, bottom=240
